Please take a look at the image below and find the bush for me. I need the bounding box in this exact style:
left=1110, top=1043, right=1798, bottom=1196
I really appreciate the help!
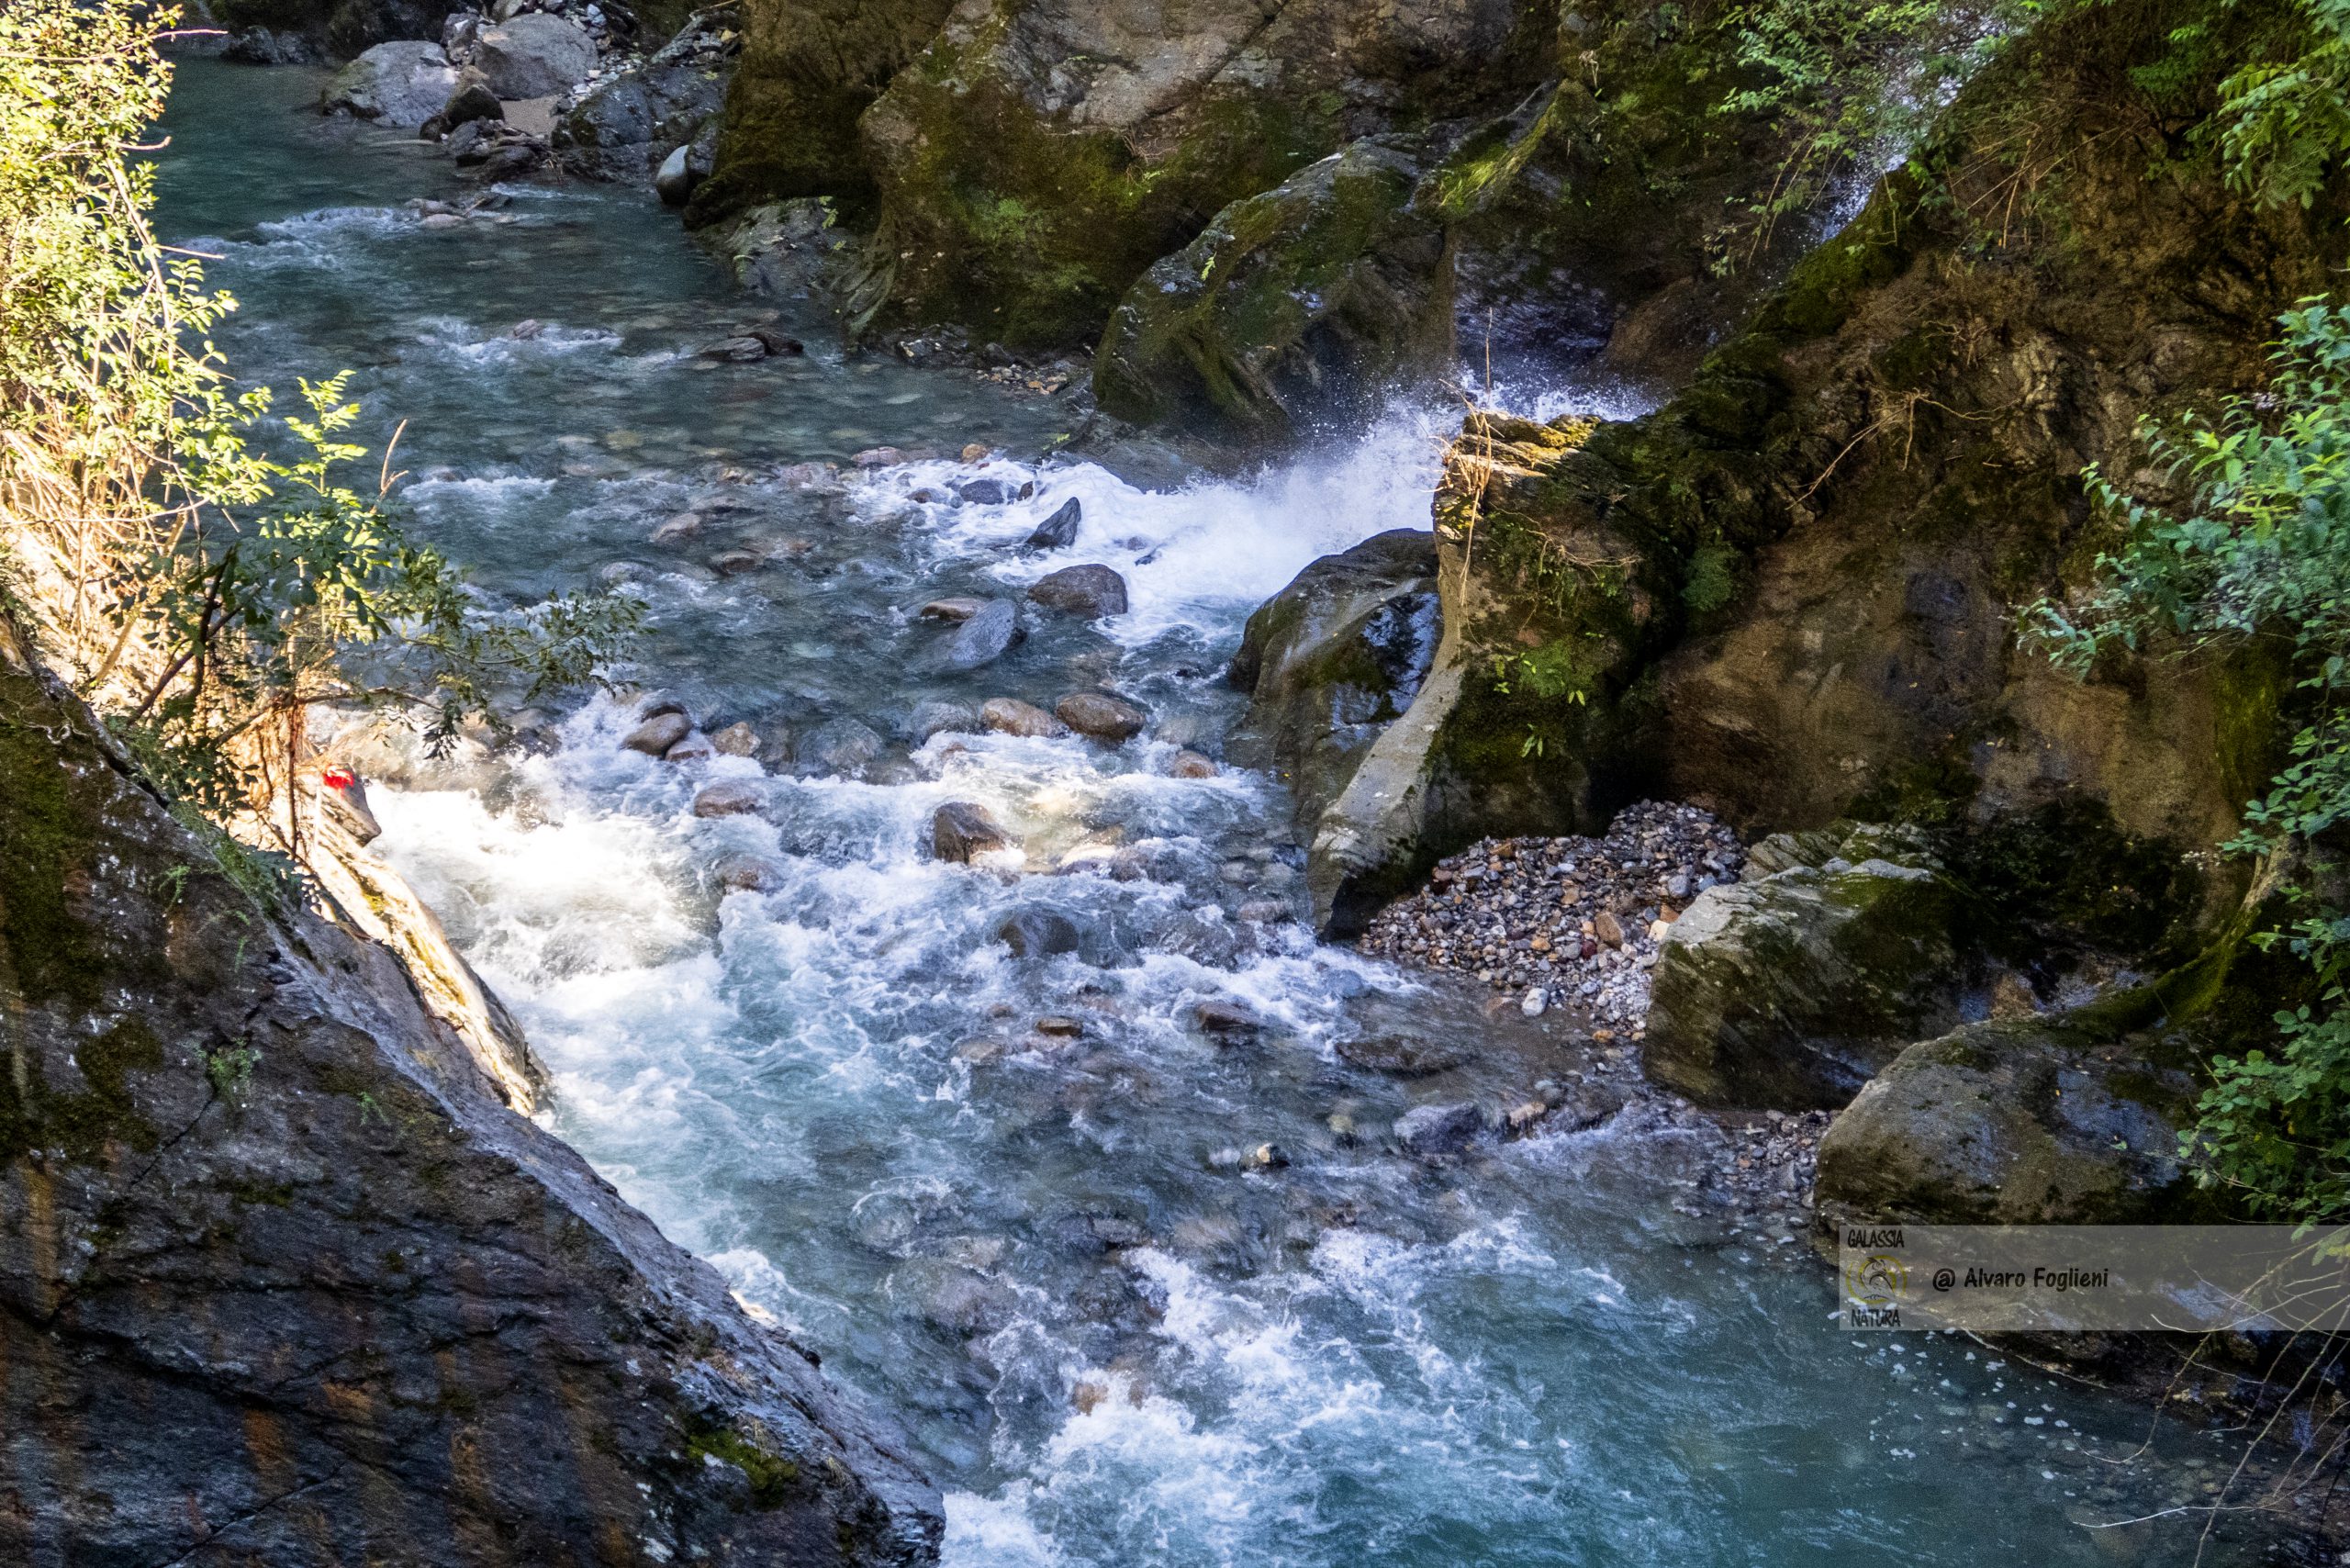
left=0, top=0, right=637, bottom=839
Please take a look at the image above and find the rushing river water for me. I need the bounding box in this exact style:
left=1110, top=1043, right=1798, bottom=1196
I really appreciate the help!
left=155, top=56, right=2298, bottom=1567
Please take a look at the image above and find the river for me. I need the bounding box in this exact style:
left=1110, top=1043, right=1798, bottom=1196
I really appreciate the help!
left=154, top=55, right=2284, bottom=1567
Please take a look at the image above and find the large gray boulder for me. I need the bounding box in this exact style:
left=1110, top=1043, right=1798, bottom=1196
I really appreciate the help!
left=471, top=12, right=598, bottom=99
left=1815, top=1014, right=2204, bottom=1224
left=1643, top=824, right=1970, bottom=1109
left=322, top=40, right=459, bottom=127
left=1229, top=529, right=1440, bottom=839
left=0, top=635, right=939, bottom=1564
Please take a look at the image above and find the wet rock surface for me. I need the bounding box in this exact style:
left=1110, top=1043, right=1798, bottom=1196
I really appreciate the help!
left=0, top=643, right=937, bottom=1567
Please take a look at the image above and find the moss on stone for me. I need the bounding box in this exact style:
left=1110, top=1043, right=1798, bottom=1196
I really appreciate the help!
left=688, top=1426, right=802, bottom=1508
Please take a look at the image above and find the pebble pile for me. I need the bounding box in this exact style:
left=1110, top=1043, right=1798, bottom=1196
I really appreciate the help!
left=1356, top=802, right=1745, bottom=1034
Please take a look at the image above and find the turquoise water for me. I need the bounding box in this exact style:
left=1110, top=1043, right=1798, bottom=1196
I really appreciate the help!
left=155, top=56, right=2295, bottom=1567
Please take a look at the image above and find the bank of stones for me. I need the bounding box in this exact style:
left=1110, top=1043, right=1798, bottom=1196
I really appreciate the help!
left=1356, top=802, right=1746, bottom=1035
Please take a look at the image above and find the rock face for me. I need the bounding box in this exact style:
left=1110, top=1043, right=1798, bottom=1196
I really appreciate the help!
left=1095, top=138, right=1454, bottom=443
left=1815, top=1014, right=2206, bottom=1225
left=843, top=0, right=1548, bottom=347
left=1227, top=528, right=1439, bottom=856
left=321, top=40, right=458, bottom=126
left=1293, top=0, right=2347, bottom=932
left=471, top=12, right=599, bottom=99
left=1643, top=825, right=1968, bottom=1110
left=0, top=636, right=939, bottom=1566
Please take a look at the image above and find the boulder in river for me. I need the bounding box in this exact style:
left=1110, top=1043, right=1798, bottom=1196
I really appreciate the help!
left=1055, top=692, right=1147, bottom=743
left=1024, top=498, right=1081, bottom=551
left=1028, top=564, right=1128, bottom=619
left=1337, top=1035, right=1474, bottom=1077
left=1095, top=137, right=1453, bottom=444
left=471, top=12, right=598, bottom=99
left=322, top=41, right=459, bottom=127
left=1643, top=824, right=1968, bottom=1111
left=981, top=698, right=1069, bottom=739
left=801, top=716, right=885, bottom=776
left=711, top=721, right=760, bottom=756
left=714, top=853, right=790, bottom=892
left=911, top=700, right=979, bottom=739
left=621, top=710, right=692, bottom=756
left=917, top=597, right=986, bottom=622
left=1229, top=528, right=1439, bottom=837
left=1395, top=1102, right=1487, bottom=1159
left=933, top=801, right=1011, bottom=862
left=945, top=600, right=1023, bottom=670
left=993, top=908, right=1083, bottom=958
left=693, top=780, right=765, bottom=818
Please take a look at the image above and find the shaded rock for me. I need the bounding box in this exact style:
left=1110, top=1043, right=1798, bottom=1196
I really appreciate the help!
left=932, top=801, right=1011, bottom=862
left=1644, top=825, right=1967, bottom=1111
left=621, top=710, right=693, bottom=756
left=1055, top=692, right=1147, bottom=743
left=655, top=142, right=696, bottom=204
left=425, top=71, right=503, bottom=138
left=1335, top=1035, right=1473, bottom=1077
left=1096, top=138, right=1453, bottom=443
left=944, top=599, right=1022, bottom=670
left=663, top=730, right=717, bottom=763
left=1816, top=1014, right=2204, bottom=1225
left=911, top=700, right=979, bottom=739
left=801, top=716, right=885, bottom=775
left=1024, top=497, right=1080, bottom=551
left=1169, top=750, right=1219, bottom=778
left=557, top=12, right=737, bottom=183
left=957, top=477, right=1016, bottom=504
left=1028, top=564, right=1128, bottom=619
left=472, top=12, right=597, bottom=99
left=694, top=780, right=766, bottom=818
left=322, top=41, right=458, bottom=127
left=980, top=698, right=1067, bottom=739
left=1035, top=1015, right=1086, bottom=1038
left=993, top=908, right=1082, bottom=958
left=1229, top=528, right=1439, bottom=842
left=1395, top=1101, right=1486, bottom=1158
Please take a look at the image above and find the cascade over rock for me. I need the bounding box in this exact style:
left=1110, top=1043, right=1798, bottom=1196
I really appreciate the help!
left=1298, top=0, right=2347, bottom=934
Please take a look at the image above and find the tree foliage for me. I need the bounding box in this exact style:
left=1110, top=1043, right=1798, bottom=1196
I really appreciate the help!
left=2030, top=300, right=2350, bottom=1219
left=0, top=0, right=637, bottom=844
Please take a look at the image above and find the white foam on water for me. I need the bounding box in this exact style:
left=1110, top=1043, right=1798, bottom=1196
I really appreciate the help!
left=855, top=398, right=1461, bottom=647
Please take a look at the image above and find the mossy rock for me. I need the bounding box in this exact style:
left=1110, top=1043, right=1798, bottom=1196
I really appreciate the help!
left=1645, top=825, right=1971, bottom=1109
left=1093, top=138, right=1454, bottom=443
left=1816, top=1015, right=2215, bottom=1225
